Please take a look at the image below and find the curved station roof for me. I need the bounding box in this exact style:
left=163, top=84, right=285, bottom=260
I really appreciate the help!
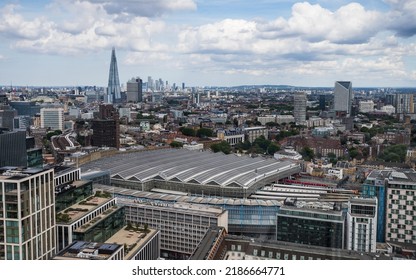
left=81, top=149, right=300, bottom=190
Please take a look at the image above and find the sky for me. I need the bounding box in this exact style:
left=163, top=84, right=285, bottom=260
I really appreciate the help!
left=0, top=0, right=415, bottom=88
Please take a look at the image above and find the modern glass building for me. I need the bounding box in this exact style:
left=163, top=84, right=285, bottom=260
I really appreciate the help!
left=107, top=48, right=121, bottom=104
left=0, top=167, right=56, bottom=260
left=362, top=170, right=389, bottom=242
left=96, top=185, right=283, bottom=239
left=276, top=202, right=346, bottom=249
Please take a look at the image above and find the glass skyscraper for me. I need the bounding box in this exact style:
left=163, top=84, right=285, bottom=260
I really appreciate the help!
left=107, top=48, right=121, bottom=104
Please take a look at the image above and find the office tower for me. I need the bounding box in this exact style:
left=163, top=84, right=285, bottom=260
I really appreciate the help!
left=107, top=47, right=121, bottom=104
left=0, top=130, right=27, bottom=167
left=276, top=200, right=346, bottom=249
left=40, top=108, right=64, bottom=131
left=182, top=82, right=185, bottom=91
left=9, top=101, right=41, bottom=117
left=334, top=81, right=353, bottom=116
left=126, top=77, right=143, bottom=102
left=0, top=105, right=17, bottom=131
left=0, top=167, right=56, bottom=260
left=293, top=92, right=307, bottom=124
left=147, top=76, right=153, bottom=91
left=121, top=199, right=228, bottom=260
left=346, top=197, right=377, bottom=253
left=92, top=105, right=120, bottom=149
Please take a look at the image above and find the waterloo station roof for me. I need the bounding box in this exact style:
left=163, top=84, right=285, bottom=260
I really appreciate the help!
left=81, top=149, right=300, bottom=190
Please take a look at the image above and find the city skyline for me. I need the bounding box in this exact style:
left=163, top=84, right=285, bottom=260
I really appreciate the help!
left=0, top=0, right=416, bottom=88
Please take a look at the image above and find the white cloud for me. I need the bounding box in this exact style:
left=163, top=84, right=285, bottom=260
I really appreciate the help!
left=79, top=0, right=197, bottom=17
left=2, top=1, right=169, bottom=55
left=0, top=5, right=54, bottom=40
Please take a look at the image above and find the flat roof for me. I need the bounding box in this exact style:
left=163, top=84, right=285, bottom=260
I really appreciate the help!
left=106, top=226, right=158, bottom=260
left=57, top=196, right=114, bottom=225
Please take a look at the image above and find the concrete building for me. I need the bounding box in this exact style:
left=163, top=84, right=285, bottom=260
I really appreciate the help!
left=384, top=170, right=416, bottom=245
left=119, top=198, right=228, bottom=259
left=346, top=197, right=377, bottom=253
left=275, top=115, right=295, bottom=125
left=293, top=92, right=307, bottom=124
left=40, top=107, right=64, bottom=131
left=395, top=93, right=414, bottom=114
left=217, top=235, right=391, bottom=260
left=243, top=126, right=268, bottom=143
left=257, top=115, right=276, bottom=126
left=359, top=100, right=375, bottom=113
left=217, top=128, right=245, bottom=146
left=126, top=77, right=143, bottom=103
left=0, top=167, right=56, bottom=260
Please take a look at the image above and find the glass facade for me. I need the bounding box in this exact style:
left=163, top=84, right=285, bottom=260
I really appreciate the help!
left=276, top=208, right=345, bottom=249
left=55, top=181, right=93, bottom=213
left=72, top=207, right=125, bottom=243
left=362, top=181, right=386, bottom=242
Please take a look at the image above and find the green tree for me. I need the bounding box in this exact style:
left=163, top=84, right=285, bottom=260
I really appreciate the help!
left=266, top=143, right=280, bottom=155
left=170, top=141, right=184, bottom=148
left=179, top=127, right=196, bottom=137
left=196, top=128, right=213, bottom=138
left=211, top=141, right=231, bottom=154
left=300, top=147, right=315, bottom=161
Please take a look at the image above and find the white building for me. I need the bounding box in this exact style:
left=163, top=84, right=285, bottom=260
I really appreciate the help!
left=257, top=115, right=276, bottom=126
left=359, top=100, right=375, bottom=113
left=347, top=197, right=377, bottom=253
left=40, top=107, right=64, bottom=130
left=275, top=115, right=295, bottom=125
left=379, top=105, right=396, bottom=115
left=274, top=148, right=302, bottom=160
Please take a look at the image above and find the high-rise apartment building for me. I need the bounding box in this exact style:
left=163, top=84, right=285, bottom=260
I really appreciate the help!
left=333, top=81, right=353, bottom=116
left=40, top=107, right=64, bottom=131
left=106, top=48, right=121, bottom=104
left=126, top=77, right=143, bottom=102
left=92, top=105, right=120, bottom=149
left=395, top=93, right=414, bottom=114
left=346, top=197, right=377, bottom=253
left=384, top=170, right=416, bottom=245
left=0, top=167, right=56, bottom=260
left=293, top=92, right=307, bottom=124
left=362, top=170, right=389, bottom=242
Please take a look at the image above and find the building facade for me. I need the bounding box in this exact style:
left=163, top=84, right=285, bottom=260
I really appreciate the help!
left=40, top=107, right=64, bottom=131
left=333, top=81, right=353, bottom=116
left=126, top=77, right=143, bottom=103
left=346, top=197, right=377, bottom=253
left=0, top=167, right=56, bottom=260
left=118, top=198, right=228, bottom=259
left=293, top=92, right=307, bottom=124
left=106, top=47, right=121, bottom=104
left=276, top=201, right=346, bottom=249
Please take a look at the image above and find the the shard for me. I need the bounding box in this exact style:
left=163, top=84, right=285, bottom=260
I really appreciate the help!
left=106, top=47, right=121, bottom=104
